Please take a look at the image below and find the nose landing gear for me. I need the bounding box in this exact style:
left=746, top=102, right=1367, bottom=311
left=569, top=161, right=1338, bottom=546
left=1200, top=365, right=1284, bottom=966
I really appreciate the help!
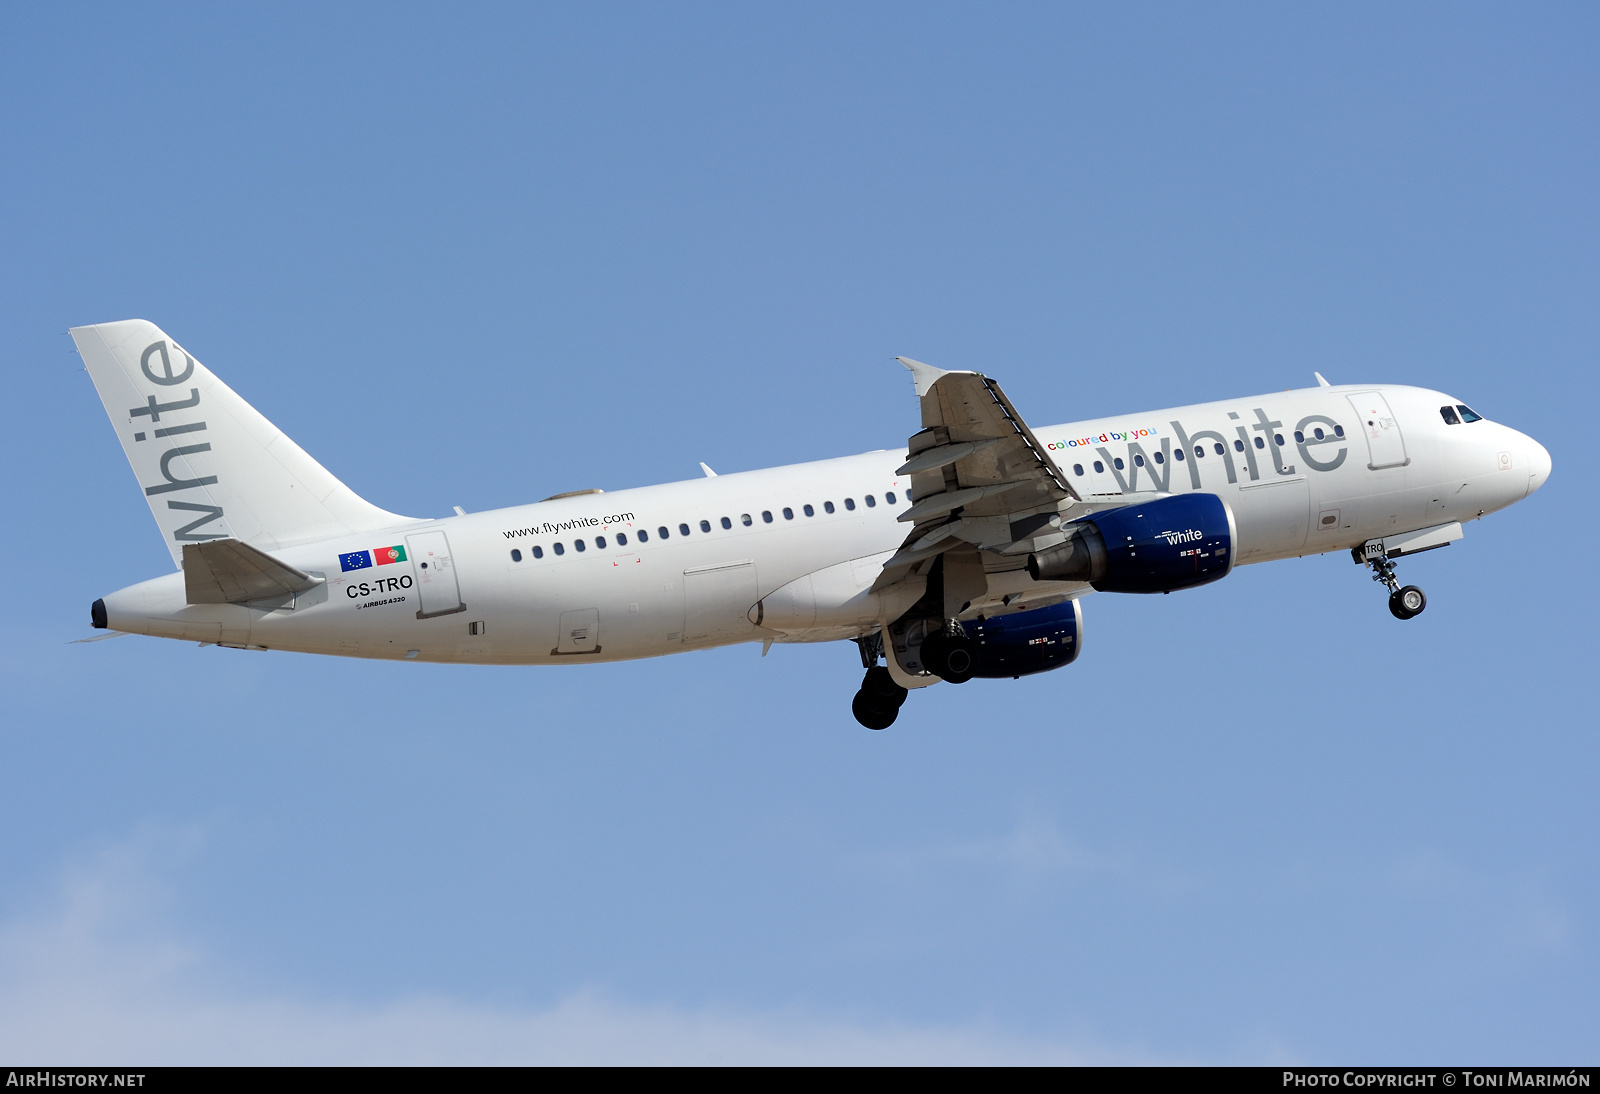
left=1355, top=541, right=1428, bottom=620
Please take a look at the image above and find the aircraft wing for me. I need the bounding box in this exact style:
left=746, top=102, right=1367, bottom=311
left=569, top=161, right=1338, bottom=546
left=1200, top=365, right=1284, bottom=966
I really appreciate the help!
left=874, top=358, right=1154, bottom=593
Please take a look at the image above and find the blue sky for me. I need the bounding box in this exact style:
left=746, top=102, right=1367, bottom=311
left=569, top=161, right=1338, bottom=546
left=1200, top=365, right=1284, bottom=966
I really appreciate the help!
left=1, top=3, right=1595, bottom=1063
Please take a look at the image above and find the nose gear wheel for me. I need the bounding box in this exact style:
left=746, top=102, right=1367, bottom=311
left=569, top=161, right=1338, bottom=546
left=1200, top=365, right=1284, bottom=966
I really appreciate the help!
left=1355, top=542, right=1428, bottom=621
left=1389, top=585, right=1427, bottom=620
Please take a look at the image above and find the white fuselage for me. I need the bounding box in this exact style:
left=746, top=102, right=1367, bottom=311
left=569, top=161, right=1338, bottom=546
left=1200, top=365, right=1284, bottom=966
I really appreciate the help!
left=99, top=383, right=1550, bottom=663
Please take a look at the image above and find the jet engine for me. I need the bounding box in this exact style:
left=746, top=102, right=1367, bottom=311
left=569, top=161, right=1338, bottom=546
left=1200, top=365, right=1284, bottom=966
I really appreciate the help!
left=948, top=597, right=1084, bottom=679
left=1026, top=493, right=1235, bottom=594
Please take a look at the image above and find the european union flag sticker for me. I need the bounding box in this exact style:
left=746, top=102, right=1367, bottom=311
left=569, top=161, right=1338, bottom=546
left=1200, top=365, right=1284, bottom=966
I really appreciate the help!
left=339, top=550, right=372, bottom=572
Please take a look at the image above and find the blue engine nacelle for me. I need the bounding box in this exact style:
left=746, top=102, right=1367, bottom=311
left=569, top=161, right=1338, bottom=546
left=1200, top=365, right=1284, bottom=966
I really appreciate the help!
left=957, top=598, right=1084, bottom=679
left=1026, top=492, right=1235, bottom=594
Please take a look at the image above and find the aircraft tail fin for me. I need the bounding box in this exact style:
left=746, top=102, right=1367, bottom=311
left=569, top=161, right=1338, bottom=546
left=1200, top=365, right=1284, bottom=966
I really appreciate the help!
left=71, top=319, right=414, bottom=568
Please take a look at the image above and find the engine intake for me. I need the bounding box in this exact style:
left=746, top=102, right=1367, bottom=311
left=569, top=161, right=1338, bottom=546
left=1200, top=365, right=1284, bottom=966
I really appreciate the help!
left=1028, top=493, right=1235, bottom=594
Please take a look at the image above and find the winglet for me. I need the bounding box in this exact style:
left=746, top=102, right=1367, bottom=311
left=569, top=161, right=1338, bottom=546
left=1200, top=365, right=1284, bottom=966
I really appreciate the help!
left=1314, top=372, right=1332, bottom=388
left=897, top=357, right=948, bottom=398
left=699, top=462, right=717, bottom=478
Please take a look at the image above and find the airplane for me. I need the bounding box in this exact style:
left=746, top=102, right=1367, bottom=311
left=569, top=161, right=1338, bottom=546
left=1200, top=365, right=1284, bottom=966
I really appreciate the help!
left=74, top=319, right=1552, bottom=729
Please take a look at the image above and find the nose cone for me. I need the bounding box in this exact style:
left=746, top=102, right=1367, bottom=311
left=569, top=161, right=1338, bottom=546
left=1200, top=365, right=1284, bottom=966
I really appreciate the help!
left=1526, top=438, right=1552, bottom=496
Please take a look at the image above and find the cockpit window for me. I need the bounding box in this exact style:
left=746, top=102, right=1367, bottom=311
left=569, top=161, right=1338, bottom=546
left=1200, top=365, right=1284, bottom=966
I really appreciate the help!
left=1457, top=404, right=1483, bottom=423
left=1440, top=405, right=1461, bottom=425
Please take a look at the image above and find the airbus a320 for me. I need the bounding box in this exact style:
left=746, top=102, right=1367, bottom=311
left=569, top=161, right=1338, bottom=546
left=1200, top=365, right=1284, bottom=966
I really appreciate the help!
left=74, top=320, right=1551, bottom=728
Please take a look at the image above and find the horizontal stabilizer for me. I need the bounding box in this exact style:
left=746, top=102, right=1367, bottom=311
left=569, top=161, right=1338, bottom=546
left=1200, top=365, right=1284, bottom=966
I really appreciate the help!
left=183, top=538, right=323, bottom=605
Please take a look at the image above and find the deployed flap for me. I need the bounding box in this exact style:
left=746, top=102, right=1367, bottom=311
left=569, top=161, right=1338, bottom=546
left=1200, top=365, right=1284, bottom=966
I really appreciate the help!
left=71, top=319, right=414, bottom=568
left=183, top=539, right=323, bottom=605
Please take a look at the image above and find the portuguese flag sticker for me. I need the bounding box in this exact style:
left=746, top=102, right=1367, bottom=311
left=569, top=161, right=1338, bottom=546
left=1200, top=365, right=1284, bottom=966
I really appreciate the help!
left=372, top=545, right=407, bottom=566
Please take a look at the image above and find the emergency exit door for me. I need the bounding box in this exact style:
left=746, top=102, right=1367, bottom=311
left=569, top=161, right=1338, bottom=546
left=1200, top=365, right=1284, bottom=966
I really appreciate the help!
left=407, top=530, right=464, bottom=618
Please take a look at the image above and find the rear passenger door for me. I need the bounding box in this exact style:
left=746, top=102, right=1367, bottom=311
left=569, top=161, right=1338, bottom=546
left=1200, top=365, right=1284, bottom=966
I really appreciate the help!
left=406, top=530, right=465, bottom=617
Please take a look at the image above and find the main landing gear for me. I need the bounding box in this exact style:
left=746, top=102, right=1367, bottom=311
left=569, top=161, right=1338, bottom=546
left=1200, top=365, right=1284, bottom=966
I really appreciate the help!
left=1355, top=541, right=1428, bottom=620
left=852, top=666, right=908, bottom=730
left=851, top=634, right=909, bottom=730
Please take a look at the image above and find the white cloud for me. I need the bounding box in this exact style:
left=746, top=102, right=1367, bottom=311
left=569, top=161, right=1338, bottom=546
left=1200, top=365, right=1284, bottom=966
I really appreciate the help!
left=851, top=806, right=1197, bottom=896
left=0, top=828, right=1138, bottom=1065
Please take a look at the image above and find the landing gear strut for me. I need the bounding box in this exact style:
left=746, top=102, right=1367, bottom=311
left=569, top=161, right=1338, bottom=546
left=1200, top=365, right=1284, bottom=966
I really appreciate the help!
left=851, top=634, right=908, bottom=729
left=1355, top=542, right=1427, bottom=620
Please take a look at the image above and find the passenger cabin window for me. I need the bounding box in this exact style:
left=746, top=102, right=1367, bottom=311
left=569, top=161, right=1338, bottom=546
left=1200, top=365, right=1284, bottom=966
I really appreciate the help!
left=741, top=513, right=752, bottom=525
left=1093, top=460, right=1104, bottom=473
left=1214, top=442, right=1225, bottom=454
left=1073, top=463, right=1084, bottom=476
left=700, top=520, right=711, bottom=533
left=1294, top=431, right=1304, bottom=443
left=1195, top=446, right=1205, bottom=458
left=1253, top=436, right=1265, bottom=449
left=1457, top=405, right=1483, bottom=423
left=616, top=532, right=628, bottom=545
left=1335, top=425, right=1346, bottom=437
left=824, top=501, right=835, bottom=514
left=844, top=498, right=856, bottom=511
left=803, top=504, right=815, bottom=517
left=720, top=517, right=731, bottom=529
left=1154, top=452, right=1164, bottom=464
left=575, top=539, right=586, bottom=552
left=1275, top=434, right=1284, bottom=445
left=554, top=542, right=565, bottom=555
left=510, top=549, right=522, bottom=562
left=1133, top=454, right=1144, bottom=467
left=1234, top=439, right=1244, bottom=452
left=532, top=545, right=544, bottom=558
left=1175, top=448, right=1185, bottom=461
left=1313, top=428, right=1325, bottom=440
left=783, top=507, right=794, bottom=520
left=762, top=510, right=773, bottom=523
left=1113, top=457, right=1125, bottom=470
left=864, top=495, right=876, bottom=507
left=596, top=536, right=607, bottom=548
left=637, top=530, right=649, bottom=542
left=658, top=526, right=670, bottom=539
left=885, top=491, right=897, bottom=504
left=680, top=523, right=691, bottom=536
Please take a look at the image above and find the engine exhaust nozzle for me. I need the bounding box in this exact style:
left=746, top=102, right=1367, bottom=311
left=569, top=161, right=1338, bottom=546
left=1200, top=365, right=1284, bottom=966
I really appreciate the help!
left=1027, top=525, right=1107, bottom=583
